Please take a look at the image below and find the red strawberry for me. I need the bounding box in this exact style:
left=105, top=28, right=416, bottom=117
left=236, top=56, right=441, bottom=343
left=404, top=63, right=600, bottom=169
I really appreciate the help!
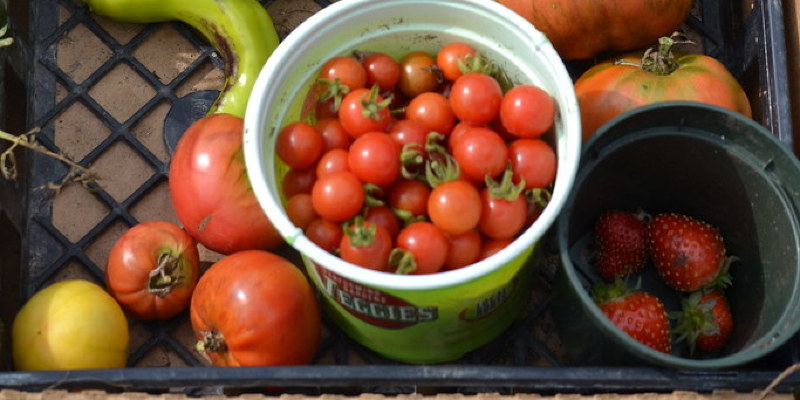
left=672, top=290, right=733, bottom=354
left=594, top=210, right=648, bottom=281
left=592, top=279, right=671, bottom=353
left=648, top=213, right=733, bottom=292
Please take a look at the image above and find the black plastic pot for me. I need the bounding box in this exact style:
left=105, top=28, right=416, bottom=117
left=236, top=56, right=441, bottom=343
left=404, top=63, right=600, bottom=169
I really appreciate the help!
left=552, top=101, right=800, bottom=369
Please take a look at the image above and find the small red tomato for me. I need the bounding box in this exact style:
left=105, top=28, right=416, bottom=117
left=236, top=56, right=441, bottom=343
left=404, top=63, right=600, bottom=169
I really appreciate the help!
left=318, top=56, right=367, bottom=91
left=451, top=126, right=508, bottom=182
left=443, top=229, right=482, bottom=271
left=398, top=51, right=441, bottom=98
left=394, top=222, right=449, bottom=275
left=316, top=148, right=350, bottom=177
left=478, top=187, right=528, bottom=240
left=340, top=219, right=393, bottom=271
left=500, top=84, right=555, bottom=138
left=449, top=72, right=503, bottom=125
left=364, top=206, right=401, bottom=239
left=362, top=52, right=401, bottom=91
left=311, top=171, right=365, bottom=222
left=479, top=238, right=515, bottom=260
left=436, top=42, right=477, bottom=82
left=305, top=218, right=343, bottom=253
left=190, top=250, right=321, bottom=366
left=282, top=167, right=317, bottom=198
left=285, top=193, right=318, bottom=230
left=347, top=132, right=400, bottom=187
left=106, top=221, right=200, bottom=321
left=427, top=180, right=481, bottom=235
left=276, top=121, right=324, bottom=170
left=339, top=88, right=392, bottom=138
left=388, top=119, right=430, bottom=150
left=314, top=117, right=352, bottom=152
left=405, top=91, right=455, bottom=136
left=508, top=139, right=557, bottom=189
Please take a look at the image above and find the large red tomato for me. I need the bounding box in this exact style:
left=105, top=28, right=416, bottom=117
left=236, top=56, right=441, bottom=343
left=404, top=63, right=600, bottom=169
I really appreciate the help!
left=575, top=37, right=753, bottom=141
left=190, top=250, right=321, bottom=366
left=497, top=0, right=693, bottom=60
left=106, top=220, right=200, bottom=320
left=169, top=113, right=282, bottom=254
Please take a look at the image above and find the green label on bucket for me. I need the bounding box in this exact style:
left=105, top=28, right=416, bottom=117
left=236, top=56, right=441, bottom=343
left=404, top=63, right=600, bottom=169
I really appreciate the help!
left=314, top=264, right=438, bottom=329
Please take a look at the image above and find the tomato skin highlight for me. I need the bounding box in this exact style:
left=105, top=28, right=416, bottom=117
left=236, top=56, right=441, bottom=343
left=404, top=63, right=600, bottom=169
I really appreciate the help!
left=106, top=221, right=200, bottom=321
left=190, top=250, right=321, bottom=367
left=169, top=113, right=282, bottom=254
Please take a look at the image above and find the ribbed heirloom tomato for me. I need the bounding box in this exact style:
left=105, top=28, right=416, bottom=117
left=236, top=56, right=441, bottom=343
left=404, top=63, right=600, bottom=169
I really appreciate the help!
left=190, top=250, right=322, bottom=366
left=106, top=220, right=200, bottom=320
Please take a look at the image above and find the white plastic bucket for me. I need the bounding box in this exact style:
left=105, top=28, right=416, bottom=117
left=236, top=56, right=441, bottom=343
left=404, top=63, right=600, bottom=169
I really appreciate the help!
left=243, top=0, right=581, bottom=363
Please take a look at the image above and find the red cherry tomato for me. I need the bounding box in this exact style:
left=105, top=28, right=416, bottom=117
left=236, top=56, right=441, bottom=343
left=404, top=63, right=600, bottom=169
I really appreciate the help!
left=364, top=206, right=401, bottom=239
left=508, top=138, right=557, bottom=189
left=394, top=222, right=449, bottom=275
left=282, top=167, right=316, bottom=198
left=169, top=114, right=282, bottom=254
left=362, top=52, right=401, bottom=91
left=398, top=51, right=440, bottom=98
left=347, top=132, right=400, bottom=186
left=405, top=91, right=455, bottom=136
left=316, top=148, right=350, bottom=177
left=285, top=193, right=318, bottom=230
left=443, top=229, right=482, bottom=271
left=388, top=119, right=430, bottom=150
left=449, top=72, right=503, bottom=125
left=339, top=88, right=392, bottom=138
left=305, top=218, right=343, bottom=253
left=276, top=121, right=323, bottom=170
left=190, top=250, right=321, bottom=366
left=388, top=179, right=432, bottom=220
left=427, top=180, right=481, bottom=235
left=314, top=117, right=352, bottom=152
left=500, top=84, right=555, bottom=138
left=318, top=56, right=367, bottom=91
left=479, top=238, right=515, bottom=261
left=478, top=188, right=528, bottom=240
left=339, top=220, right=393, bottom=271
left=436, top=42, right=477, bottom=82
left=311, top=170, right=365, bottom=222
left=106, top=221, right=200, bottom=321
left=451, top=126, right=508, bottom=182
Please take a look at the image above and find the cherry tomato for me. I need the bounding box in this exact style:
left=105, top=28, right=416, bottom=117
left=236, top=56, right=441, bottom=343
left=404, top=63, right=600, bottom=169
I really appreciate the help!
left=347, top=132, right=400, bottom=186
left=305, top=217, right=343, bottom=253
left=398, top=51, right=440, bottom=98
left=276, top=121, right=324, bottom=170
left=443, top=229, right=482, bottom=271
left=405, top=91, right=455, bottom=136
left=190, top=250, right=321, bottom=366
left=479, top=238, right=514, bottom=261
left=286, top=193, right=318, bottom=230
left=436, top=42, right=477, bottom=82
left=388, top=179, right=431, bottom=220
left=314, top=117, right=352, bottom=152
left=339, top=87, right=392, bottom=138
left=478, top=188, right=528, bottom=240
left=394, top=222, right=449, bottom=275
left=106, top=221, right=200, bottom=321
left=318, top=56, right=367, bottom=91
left=451, top=126, right=508, bottom=182
left=362, top=52, right=401, bottom=91
left=316, top=148, right=350, bottom=177
left=447, top=121, right=478, bottom=151
left=311, top=170, right=365, bottom=222
left=282, top=167, right=316, bottom=198
left=508, top=139, right=557, bottom=189
left=169, top=114, right=282, bottom=254
left=500, top=84, right=555, bottom=138
left=339, top=220, right=393, bottom=271
left=388, top=119, right=430, bottom=150
left=364, top=206, right=401, bottom=239
left=427, top=179, right=481, bottom=235
left=449, top=72, right=503, bottom=125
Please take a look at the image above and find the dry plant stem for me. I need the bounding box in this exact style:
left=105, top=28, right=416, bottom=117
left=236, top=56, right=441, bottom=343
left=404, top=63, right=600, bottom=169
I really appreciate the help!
left=0, top=127, right=99, bottom=190
left=757, top=362, right=800, bottom=400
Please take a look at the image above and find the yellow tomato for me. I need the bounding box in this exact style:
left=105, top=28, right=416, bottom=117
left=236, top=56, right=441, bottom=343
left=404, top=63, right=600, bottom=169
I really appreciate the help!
left=12, top=279, right=129, bottom=370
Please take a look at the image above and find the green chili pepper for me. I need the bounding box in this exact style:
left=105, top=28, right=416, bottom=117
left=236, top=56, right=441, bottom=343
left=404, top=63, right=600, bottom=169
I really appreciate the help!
left=80, top=0, right=280, bottom=119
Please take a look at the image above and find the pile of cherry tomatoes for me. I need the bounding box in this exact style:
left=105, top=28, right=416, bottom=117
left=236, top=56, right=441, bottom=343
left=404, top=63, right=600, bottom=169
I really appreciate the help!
left=277, top=41, right=558, bottom=275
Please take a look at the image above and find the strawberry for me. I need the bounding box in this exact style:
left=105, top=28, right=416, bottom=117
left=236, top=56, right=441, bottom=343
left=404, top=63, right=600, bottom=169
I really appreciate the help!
left=592, top=279, right=671, bottom=353
left=594, top=209, right=648, bottom=281
left=648, top=213, right=733, bottom=292
left=672, top=290, right=733, bottom=354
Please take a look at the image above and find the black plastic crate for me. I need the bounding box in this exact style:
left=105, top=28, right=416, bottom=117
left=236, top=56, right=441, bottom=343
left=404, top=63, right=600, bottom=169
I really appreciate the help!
left=0, top=0, right=798, bottom=396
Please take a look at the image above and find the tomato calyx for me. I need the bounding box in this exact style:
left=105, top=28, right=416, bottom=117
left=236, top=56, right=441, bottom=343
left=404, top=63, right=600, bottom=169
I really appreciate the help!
left=485, top=163, right=525, bottom=201
left=343, top=216, right=377, bottom=247
left=196, top=329, right=227, bottom=354
left=388, top=248, right=417, bottom=275
left=525, top=187, right=552, bottom=208
left=360, top=85, right=393, bottom=120
left=457, top=52, right=497, bottom=77
left=624, top=33, right=693, bottom=76
left=147, top=252, right=185, bottom=298
left=317, top=77, right=350, bottom=112
left=422, top=132, right=460, bottom=188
